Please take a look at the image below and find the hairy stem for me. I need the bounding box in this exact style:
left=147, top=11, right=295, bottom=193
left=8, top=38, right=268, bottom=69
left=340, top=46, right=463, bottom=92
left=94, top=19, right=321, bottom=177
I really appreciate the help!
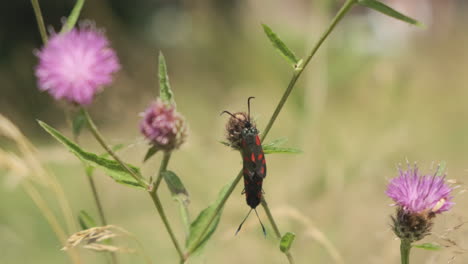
left=400, top=240, right=411, bottom=264
left=31, top=0, right=48, bottom=43
left=187, top=0, right=357, bottom=261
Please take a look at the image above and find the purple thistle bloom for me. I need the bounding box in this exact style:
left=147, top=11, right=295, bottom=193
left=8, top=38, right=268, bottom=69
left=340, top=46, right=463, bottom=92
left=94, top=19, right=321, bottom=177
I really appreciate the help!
left=140, top=99, right=188, bottom=150
left=35, top=26, right=120, bottom=105
left=386, top=164, right=454, bottom=215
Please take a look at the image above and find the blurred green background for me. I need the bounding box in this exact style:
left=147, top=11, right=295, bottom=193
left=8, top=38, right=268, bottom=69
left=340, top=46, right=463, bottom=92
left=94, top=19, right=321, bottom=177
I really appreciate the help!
left=1, top=0, right=468, bottom=263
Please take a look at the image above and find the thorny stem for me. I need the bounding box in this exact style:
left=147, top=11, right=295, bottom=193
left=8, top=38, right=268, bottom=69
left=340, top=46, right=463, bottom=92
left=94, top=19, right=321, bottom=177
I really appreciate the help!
left=31, top=0, right=48, bottom=44
left=82, top=109, right=148, bottom=188
left=83, top=109, right=184, bottom=261
left=149, top=152, right=185, bottom=261
left=187, top=0, right=357, bottom=261
left=400, top=240, right=411, bottom=264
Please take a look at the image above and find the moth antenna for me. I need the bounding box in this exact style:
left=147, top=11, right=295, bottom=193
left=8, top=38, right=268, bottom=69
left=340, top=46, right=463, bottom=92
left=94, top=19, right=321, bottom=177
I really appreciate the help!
left=247, top=96, right=255, bottom=122
left=254, top=208, right=267, bottom=237
left=235, top=209, right=253, bottom=235
left=220, top=110, right=237, bottom=119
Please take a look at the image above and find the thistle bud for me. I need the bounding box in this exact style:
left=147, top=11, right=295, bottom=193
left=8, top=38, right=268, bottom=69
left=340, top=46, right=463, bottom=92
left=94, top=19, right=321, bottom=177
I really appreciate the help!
left=140, top=99, right=188, bottom=151
left=225, top=112, right=253, bottom=149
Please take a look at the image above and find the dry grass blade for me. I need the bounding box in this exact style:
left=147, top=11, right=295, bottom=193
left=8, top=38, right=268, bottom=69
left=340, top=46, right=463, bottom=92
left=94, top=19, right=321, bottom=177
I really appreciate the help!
left=62, top=225, right=121, bottom=250
left=273, top=206, right=344, bottom=264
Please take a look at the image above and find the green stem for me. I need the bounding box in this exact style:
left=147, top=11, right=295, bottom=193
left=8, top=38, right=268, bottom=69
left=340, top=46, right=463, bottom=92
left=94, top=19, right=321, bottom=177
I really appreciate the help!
left=31, top=0, right=48, bottom=44
left=82, top=109, right=148, bottom=188
left=83, top=110, right=184, bottom=261
left=400, top=240, right=411, bottom=264
left=187, top=0, right=357, bottom=259
left=153, top=151, right=171, bottom=191
left=149, top=152, right=185, bottom=261
left=261, top=199, right=295, bottom=263
left=261, top=0, right=357, bottom=142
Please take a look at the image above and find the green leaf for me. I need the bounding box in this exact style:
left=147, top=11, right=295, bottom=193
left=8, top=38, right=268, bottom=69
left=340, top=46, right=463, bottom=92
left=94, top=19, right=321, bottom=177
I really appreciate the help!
left=358, top=0, right=423, bottom=26
left=262, top=24, right=300, bottom=67
left=143, top=145, right=159, bottom=162
left=78, top=210, right=97, bottom=230
left=61, top=0, right=86, bottom=33
left=72, top=109, right=87, bottom=139
left=163, top=171, right=191, bottom=236
left=413, top=243, right=442, bottom=251
left=162, top=171, right=189, bottom=200
left=38, top=120, right=145, bottom=189
left=280, top=232, right=296, bottom=253
left=263, top=138, right=301, bottom=154
left=186, top=180, right=232, bottom=255
left=158, top=51, right=174, bottom=104
left=263, top=146, right=302, bottom=154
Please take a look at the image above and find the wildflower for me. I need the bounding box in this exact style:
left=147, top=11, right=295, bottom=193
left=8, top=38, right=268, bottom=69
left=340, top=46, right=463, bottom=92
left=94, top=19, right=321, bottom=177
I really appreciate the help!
left=140, top=99, right=188, bottom=151
left=386, top=164, right=454, bottom=242
left=224, top=112, right=252, bottom=149
left=35, top=25, right=120, bottom=105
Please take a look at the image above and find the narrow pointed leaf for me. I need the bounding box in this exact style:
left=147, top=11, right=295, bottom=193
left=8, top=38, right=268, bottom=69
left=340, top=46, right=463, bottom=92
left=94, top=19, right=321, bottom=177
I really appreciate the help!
left=358, top=0, right=423, bottom=26
left=61, top=0, right=86, bottom=33
left=158, top=52, right=174, bottom=104
left=143, top=145, right=159, bottom=162
left=262, top=24, right=299, bottom=67
left=162, top=171, right=189, bottom=200
left=78, top=210, right=97, bottom=230
left=280, top=232, right=296, bottom=253
left=414, top=243, right=442, bottom=251
left=186, top=180, right=232, bottom=255
left=163, top=171, right=191, bottom=236
left=38, top=120, right=144, bottom=188
left=263, top=146, right=302, bottom=154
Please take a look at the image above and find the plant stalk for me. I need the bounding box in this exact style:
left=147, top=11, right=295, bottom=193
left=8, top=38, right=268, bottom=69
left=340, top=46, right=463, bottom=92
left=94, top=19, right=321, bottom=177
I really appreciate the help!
left=83, top=110, right=184, bottom=261
left=82, top=109, right=148, bottom=188
left=400, top=240, right=411, bottom=264
left=187, top=0, right=357, bottom=261
left=31, top=0, right=48, bottom=44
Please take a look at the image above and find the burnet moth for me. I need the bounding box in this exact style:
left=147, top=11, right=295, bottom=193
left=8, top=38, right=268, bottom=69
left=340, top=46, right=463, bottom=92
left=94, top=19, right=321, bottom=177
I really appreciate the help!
left=222, top=97, right=267, bottom=236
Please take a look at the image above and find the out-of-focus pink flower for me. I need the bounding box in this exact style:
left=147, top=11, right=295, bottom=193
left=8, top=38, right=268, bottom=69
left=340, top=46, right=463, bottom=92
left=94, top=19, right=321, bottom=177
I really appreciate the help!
left=35, top=26, right=120, bottom=105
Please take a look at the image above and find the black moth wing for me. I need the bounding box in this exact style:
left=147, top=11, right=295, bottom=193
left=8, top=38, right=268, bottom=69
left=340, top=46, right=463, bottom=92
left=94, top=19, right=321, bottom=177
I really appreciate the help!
left=241, top=134, right=266, bottom=180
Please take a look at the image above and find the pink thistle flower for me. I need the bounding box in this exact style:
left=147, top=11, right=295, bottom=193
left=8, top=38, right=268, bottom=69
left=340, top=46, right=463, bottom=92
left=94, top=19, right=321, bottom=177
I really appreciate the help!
left=35, top=26, right=120, bottom=105
left=386, top=164, right=454, bottom=215
left=140, top=99, right=188, bottom=151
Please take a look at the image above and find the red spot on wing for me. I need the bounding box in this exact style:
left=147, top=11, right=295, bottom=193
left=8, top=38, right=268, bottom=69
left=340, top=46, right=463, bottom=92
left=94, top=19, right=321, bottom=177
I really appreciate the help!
left=255, top=136, right=261, bottom=146
left=244, top=156, right=249, bottom=162
left=260, top=166, right=265, bottom=175
left=262, top=158, right=266, bottom=164
left=258, top=154, right=263, bottom=160
left=251, top=153, right=255, bottom=162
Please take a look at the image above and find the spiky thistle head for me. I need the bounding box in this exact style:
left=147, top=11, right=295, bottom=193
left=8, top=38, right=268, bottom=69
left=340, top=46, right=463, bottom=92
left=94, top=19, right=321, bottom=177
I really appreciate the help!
left=386, top=163, right=454, bottom=242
